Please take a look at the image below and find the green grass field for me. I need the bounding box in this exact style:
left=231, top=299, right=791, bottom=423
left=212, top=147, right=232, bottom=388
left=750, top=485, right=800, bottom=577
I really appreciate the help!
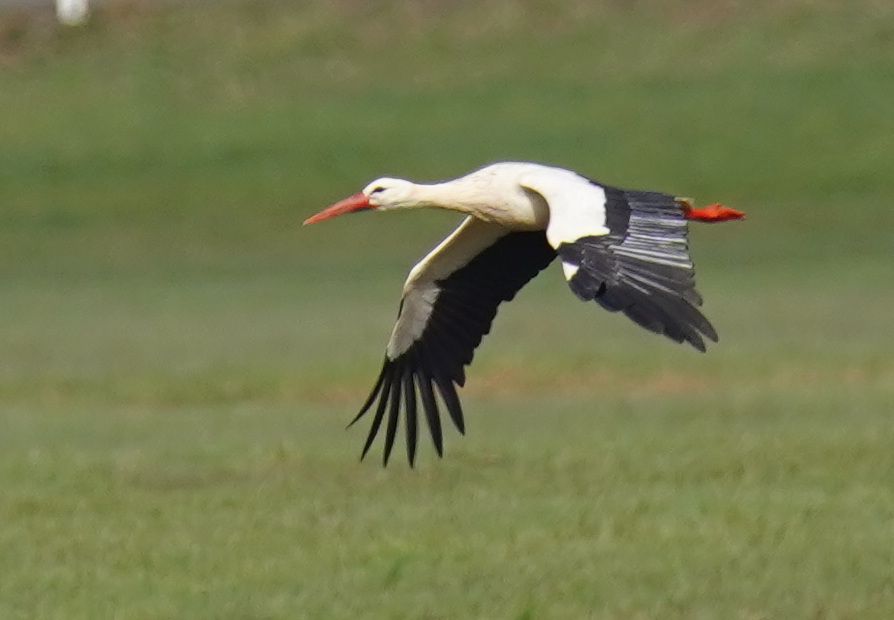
left=2, top=1, right=893, bottom=617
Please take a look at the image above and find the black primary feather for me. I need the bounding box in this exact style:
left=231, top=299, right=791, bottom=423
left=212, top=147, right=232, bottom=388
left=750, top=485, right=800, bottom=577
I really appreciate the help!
left=351, top=230, right=555, bottom=465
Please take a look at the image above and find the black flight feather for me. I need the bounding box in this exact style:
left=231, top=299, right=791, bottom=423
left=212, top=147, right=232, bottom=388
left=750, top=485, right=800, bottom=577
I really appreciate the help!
left=361, top=369, right=394, bottom=461
left=350, top=229, right=555, bottom=464
left=416, top=370, right=443, bottom=457
left=559, top=185, right=717, bottom=353
left=382, top=371, right=403, bottom=466
left=403, top=365, right=418, bottom=467
left=347, top=359, right=387, bottom=429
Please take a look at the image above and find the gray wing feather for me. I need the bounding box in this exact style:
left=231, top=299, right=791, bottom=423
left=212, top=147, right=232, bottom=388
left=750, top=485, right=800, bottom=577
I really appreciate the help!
left=558, top=188, right=717, bottom=351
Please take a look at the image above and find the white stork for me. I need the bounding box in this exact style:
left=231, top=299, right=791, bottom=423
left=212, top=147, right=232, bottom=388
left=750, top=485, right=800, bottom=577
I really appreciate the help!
left=304, top=162, right=744, bottom=466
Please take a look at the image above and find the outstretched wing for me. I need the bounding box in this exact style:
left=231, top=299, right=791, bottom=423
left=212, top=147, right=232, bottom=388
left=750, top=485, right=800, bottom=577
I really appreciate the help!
left=522, top=171, right=717, bottom=352
left=351, top=217, right=556, bottom=466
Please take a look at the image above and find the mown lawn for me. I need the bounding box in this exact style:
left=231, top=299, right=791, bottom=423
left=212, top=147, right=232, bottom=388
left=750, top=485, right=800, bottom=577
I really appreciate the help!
left=1, top=1, right=893, bottom=617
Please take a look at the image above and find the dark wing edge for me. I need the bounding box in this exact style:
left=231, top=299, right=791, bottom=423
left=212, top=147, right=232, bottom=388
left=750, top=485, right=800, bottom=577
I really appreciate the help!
left=558, top=187, right=718, bottom=352
left=349, top=230, right=556, bottom=466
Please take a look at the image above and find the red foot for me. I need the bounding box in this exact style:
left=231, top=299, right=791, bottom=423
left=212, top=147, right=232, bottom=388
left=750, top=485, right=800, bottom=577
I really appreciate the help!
left=683, top=203, right=746, bottom=223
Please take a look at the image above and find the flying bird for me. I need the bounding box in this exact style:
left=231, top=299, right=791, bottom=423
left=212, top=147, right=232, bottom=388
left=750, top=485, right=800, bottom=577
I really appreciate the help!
left=304, top=162, right=744, bottom=466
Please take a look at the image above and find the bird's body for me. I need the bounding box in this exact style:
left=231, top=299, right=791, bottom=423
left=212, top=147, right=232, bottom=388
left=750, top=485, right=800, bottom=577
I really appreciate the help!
left=304, top=162, right=744, bottom=466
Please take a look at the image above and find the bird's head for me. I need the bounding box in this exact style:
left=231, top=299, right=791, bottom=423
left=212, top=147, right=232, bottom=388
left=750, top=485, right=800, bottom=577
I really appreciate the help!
left=303, top=177, right=418, bottom=226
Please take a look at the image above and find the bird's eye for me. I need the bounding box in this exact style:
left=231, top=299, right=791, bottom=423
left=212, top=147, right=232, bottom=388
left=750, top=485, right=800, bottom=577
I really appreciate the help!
left=370, top=186, right=385, bottom=194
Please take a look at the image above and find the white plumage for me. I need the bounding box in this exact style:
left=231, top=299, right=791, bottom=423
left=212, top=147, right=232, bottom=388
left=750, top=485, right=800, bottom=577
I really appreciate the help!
left=304, top=162, right=745, bottom=465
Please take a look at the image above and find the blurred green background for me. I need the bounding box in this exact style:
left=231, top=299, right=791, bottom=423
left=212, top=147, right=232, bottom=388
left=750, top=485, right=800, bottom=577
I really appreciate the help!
left=2, top=1, right=893, bottom=617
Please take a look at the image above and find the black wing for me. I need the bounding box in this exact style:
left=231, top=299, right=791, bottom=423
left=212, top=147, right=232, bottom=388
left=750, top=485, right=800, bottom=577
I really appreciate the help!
left=349, top=218, right=556, bottom=466
left=557, top=187, right=718, bottom=351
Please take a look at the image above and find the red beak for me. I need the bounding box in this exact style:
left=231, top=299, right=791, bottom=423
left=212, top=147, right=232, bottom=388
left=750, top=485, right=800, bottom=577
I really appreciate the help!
left=303, top=193, right=372, bottom=226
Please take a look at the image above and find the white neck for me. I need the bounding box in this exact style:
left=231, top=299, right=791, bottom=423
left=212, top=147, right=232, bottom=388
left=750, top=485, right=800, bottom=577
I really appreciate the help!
left=412, top=178, right=547, bottom=230
left=379, top=163, right=554, bottom=230
left=404, top=181, right=479, bottom=214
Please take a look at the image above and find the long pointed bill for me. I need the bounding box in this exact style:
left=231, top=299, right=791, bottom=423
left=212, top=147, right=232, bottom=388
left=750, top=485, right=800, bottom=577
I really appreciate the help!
left=303, top=193, right=372, bottom=226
